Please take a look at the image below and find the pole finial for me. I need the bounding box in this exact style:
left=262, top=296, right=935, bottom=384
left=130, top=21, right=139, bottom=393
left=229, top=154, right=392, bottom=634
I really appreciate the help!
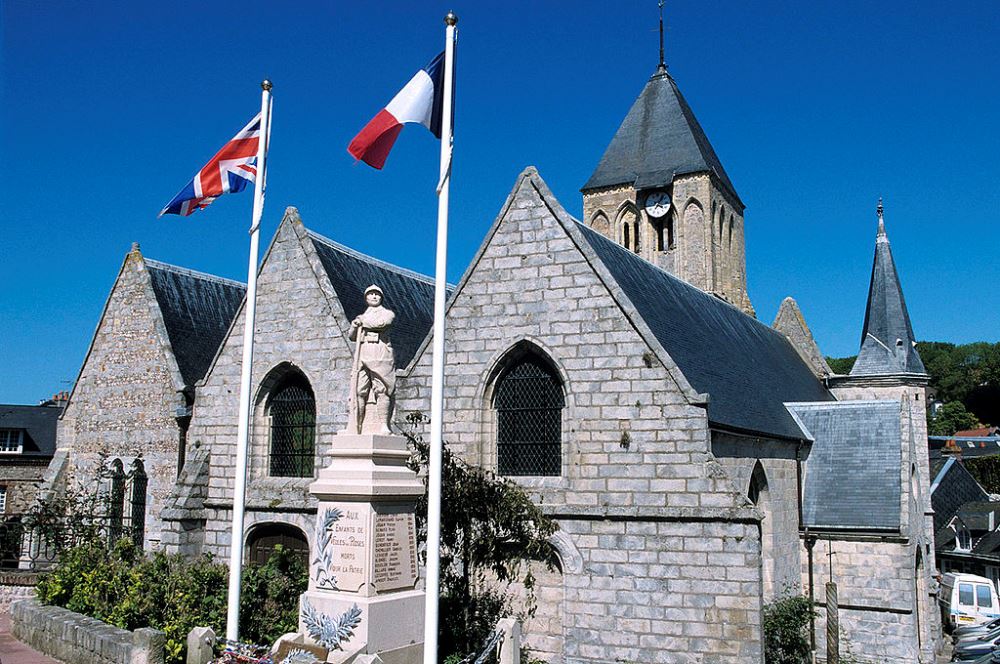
left=658, top=0, right=666, bottom=72
left=261, top=79, right=273, bottom=91
left=876, top=197, right=886, bottom=237
left=445, top=11, right=457, bottom=26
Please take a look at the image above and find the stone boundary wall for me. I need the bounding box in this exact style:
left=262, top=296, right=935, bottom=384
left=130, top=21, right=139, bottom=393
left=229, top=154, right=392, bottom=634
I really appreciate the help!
left=11, top=598, right=165, bottom=664
left=0, top=571, right=38, bottom=613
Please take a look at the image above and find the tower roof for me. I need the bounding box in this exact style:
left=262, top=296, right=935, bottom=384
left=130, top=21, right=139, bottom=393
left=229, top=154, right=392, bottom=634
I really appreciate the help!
left=582, top=68, right=741, bottom=205
left=850, top=204, right=926, bottom=376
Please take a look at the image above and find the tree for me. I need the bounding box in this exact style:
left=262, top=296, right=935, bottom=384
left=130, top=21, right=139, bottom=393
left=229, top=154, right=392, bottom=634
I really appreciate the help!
left=762, top=594, right=813, bottom=664
left=929, top=400, right=982, bottom=436
left=825, top=356, right=856, bottom=375
left=405, top=419, right=558, bottom=660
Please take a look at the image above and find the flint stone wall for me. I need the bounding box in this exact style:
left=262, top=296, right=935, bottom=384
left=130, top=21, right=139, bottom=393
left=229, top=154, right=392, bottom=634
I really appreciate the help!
left=11, top=598, right=165, bottom=664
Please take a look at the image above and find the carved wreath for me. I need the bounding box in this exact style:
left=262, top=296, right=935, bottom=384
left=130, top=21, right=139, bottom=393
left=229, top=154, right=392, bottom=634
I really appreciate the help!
left=301, top=599, right=363, bottom=651
left=313, top=507, right=343, bottom=590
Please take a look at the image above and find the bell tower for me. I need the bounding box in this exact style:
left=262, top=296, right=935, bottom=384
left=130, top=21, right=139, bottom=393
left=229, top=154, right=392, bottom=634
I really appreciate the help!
left=581, top=9, right=752, bottom=314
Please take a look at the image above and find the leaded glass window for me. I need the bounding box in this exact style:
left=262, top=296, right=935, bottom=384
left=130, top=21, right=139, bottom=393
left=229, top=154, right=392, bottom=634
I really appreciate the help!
left=268, top=376, right=316, bottom=478
left=495, top=354, right=564, bottom=476
left=128, top=460, right=147, bottom=547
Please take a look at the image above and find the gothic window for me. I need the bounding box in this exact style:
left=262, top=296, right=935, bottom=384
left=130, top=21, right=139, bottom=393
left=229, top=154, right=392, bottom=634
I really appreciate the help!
left=107, top=459, right=125, bottom=545
left=622, top=223, right=630, bottom=251
left=728, top=215, right=734, bottom=247
left=748, top=462, right=774, bottom=600
left=267, top=373, right=316, bottom=478
left=246, top=523, right=309, bottom=567
left=590, top=210, right=610, bottom=236
left=128, top=459, right=147, bottom=547
left=493, top=350, right=564, bottom=477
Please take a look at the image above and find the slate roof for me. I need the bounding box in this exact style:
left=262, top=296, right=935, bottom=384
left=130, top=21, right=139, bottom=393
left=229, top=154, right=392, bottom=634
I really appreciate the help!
left=582, top=67, right=741, bottom=205
left=307, top=231, right=445, bottom=370
left=790, top=401, right=901, bottom=531
left=930, top=457, right=991, bottom=531
left=146, top=260, right=246, bottom=387
left=0, top=404, right=60, bottom=458
left=851, top=218, right=926, bottom=376
left=577, top=223, right=833, bottom=440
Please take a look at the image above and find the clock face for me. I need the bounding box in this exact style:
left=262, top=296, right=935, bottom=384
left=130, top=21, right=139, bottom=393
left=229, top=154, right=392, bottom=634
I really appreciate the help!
left=645, top=190, right=671, bottom=218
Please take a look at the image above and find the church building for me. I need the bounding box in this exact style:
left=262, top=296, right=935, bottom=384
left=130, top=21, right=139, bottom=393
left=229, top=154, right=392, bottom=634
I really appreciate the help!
left=36, top=56, right=940, bottom=662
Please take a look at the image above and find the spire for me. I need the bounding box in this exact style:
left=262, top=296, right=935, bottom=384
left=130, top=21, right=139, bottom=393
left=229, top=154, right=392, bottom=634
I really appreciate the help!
left=581, top=65, right=741, bottom=204
left=850, top=203, right=926, bottom=376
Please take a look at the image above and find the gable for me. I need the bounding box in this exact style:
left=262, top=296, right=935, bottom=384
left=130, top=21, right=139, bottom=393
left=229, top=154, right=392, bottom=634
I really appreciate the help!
left=931, top=457, right=990, bottom=533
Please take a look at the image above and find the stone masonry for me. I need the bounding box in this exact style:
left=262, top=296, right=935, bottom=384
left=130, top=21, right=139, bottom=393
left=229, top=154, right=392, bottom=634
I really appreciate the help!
left=53, top=247, right=189, bottom=549
left=176, top=209, right=378, bottom=558
left=396, top=169, right=764, bottom=662
left=582, top=173, right=752, bottom=315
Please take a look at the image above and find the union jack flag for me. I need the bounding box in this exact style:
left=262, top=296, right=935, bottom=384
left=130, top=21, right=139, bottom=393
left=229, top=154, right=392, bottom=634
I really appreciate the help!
left=159, top=113, right=263, bottom=217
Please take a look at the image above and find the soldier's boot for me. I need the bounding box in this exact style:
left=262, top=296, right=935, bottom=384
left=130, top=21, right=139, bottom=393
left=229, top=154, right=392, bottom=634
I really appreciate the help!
left=375, top=395, right=392, bottom=435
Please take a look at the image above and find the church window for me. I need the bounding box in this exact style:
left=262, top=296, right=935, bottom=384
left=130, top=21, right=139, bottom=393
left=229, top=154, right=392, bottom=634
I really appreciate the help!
left=632, top=219, right=640, bottom=253
left=107, top=459, right=126, bottom=545
left=493, top=350, right=564, bottom=477
left=127, top=459, right=147, bottom=547
left=622, top=223, right=630, bottom=251
left=267, top=374, right=316, bottom=478
left=728, top=215, right=734, bottom=247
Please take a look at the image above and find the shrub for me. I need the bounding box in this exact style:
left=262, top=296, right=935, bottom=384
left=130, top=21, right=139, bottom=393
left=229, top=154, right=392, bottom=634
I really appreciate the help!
left=762, top=594, right=814, bottom=664
left=37, top=539, right=305, bottom=664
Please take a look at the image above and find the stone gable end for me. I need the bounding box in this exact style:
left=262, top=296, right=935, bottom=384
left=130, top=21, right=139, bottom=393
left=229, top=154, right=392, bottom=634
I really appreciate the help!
left=57, top=251, right=185, bottom=548
left=187, top=213, right=356, bottom=557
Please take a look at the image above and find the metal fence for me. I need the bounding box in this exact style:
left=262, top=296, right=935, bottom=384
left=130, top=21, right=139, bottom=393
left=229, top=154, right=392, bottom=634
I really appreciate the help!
left=0, top=512, right=140, bottom=571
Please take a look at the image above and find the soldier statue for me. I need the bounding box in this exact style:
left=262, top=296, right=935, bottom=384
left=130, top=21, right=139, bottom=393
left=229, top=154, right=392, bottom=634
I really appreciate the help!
left=348, top=284, right=395, bottom=434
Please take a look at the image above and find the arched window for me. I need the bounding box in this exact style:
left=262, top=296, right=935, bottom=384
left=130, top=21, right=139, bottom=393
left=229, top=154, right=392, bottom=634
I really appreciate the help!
left=622, top=222, right=631, bottom=251
left=246, top=523, right=309, bottom=567
left=267, top=374, right=316, bottom=478
left=728, top=214, right=734, bottom=247
left=748, top=462, right=774, bottom=601
left=128, top=459, right=147, bottom=547
left=493, top=349, right=564, bottom=477
left=107, top=459, right=125, bottom=545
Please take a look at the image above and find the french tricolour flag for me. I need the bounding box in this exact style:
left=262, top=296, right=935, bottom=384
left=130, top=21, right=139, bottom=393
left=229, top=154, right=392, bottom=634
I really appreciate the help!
left=348, top=52, right=445, bottom=169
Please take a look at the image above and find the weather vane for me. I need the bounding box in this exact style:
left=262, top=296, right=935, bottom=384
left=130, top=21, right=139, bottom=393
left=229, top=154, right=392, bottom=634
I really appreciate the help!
left=658, top=0, right=666, bottom=71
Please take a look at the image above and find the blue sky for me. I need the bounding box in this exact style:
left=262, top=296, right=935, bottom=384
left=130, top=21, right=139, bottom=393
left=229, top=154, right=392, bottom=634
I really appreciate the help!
left=2, top=1, right=998, bottom=404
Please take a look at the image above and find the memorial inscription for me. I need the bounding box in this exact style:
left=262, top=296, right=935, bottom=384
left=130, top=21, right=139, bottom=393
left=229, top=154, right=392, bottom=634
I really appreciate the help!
left=372, top=512, right=418, bottom=592
left=326, top=508, right=368, bottom=592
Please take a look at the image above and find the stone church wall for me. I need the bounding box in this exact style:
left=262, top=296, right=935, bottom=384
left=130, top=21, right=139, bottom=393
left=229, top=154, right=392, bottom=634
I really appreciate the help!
left=826, top=380, right=940, bottom=660
left=182, top=214, right=355, bottom=559
left=802, top=536, right=923, bottom=661
left=712, top=434, right=804, bottom=602
left=56, top=251, right=185, bottom=549
left=396, top=171, right=763, bottom=662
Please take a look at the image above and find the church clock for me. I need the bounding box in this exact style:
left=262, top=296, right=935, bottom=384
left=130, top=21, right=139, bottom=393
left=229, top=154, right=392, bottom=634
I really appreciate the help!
left=644, top=190, right=671, bottom=218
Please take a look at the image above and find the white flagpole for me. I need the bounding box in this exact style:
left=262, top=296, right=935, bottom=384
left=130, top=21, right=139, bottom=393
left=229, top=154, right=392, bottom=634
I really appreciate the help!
left=423, top=12, right=457, bottom=664
left=226, top=79, right=273, bottom=643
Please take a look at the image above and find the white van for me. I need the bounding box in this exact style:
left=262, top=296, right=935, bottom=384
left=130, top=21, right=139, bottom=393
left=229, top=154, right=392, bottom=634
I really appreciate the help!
left=940, top=573, right=1000, bottom=629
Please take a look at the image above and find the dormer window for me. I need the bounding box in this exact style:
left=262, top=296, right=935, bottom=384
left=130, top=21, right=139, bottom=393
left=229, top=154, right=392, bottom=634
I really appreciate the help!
left=0, top=430, right=23, bottom=454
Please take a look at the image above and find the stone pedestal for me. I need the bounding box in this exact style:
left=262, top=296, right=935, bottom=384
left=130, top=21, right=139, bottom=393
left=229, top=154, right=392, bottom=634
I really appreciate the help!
left=298, top=433, right=424, bottom=663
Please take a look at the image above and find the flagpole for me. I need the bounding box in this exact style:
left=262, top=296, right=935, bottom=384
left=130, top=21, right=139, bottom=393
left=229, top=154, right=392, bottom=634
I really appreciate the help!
left=226, top=79, right=273, bottom=643
left=424, top=12, right=456, bottom=664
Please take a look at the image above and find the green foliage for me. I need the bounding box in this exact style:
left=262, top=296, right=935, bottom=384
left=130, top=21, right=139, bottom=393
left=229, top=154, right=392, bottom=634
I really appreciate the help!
left=929, top=400, right=982, bottom=436
left=36, top=539, right=306, bottom=664
left=963, top=456, right=1000, bottom=494
left=405, top=419, right=558, bottom=661
left=918, top=341, right=1000, bottom=426
left=762, top=594, right=813, bottom=664
left=826, top=356, right=856, bottom=375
